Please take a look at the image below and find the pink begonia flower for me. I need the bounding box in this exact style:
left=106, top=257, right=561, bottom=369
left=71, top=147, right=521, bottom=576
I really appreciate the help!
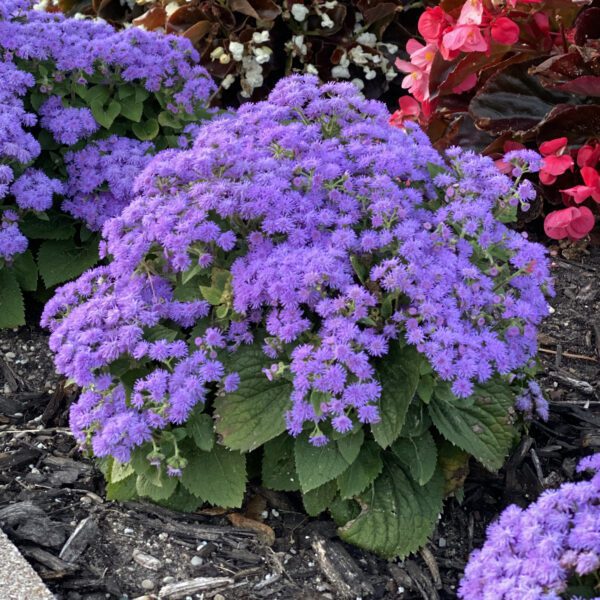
left=406, top=39, right=438, bottom=72
left=389, top=96, right=421, bottom=128
left=539, top=137, right=574, bottom=185
left=441, top=25, right=489, bottom=58
left=507, top=0, right=541, bottom=7
left=452, top=72, right=478, bottom=94
left=418, top=6, right=454, bottom=44
left=491, top=17, right=520, bottom=45
left=395, top=58, right=430, bottom=102
left=544, top=206, right=595, bottom=240
left=577, top=144, right=600, bottom=169
left=562, top=168, right=600, bottom=204
left=458, top=0, right=484, bottom=25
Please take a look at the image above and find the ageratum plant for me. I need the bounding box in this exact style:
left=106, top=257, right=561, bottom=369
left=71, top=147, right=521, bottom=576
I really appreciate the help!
left=43, top=75, right=553, bottom=558
left=460, top=453, right=600, bottom=600
left=0, top=0, right=214, bottom=326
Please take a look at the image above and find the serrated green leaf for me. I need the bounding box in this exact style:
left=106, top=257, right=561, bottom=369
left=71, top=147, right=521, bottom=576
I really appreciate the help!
left=303, top=480, right=337, bottom=516
left=417, top=375, right=434, bottom=403
left=19, top=214, right=75, bottom=240
left=0, top=270, right=25, bottom=328
left=329, top=496, right=360, bottom=527
left=186, top=411, right=214, bottom=451
left=182, top=263, right=203, bottom=285
left=120, top=100, right=144, bottom=122
left=11, top=250, right=38, bottom=292
left=91, top=99, right=121, bottom=129
left=143, top=324, right=179, bottom=342
left=37, top=237, right=100, bottom=288
left=428, top=378, right=515, bottom=471
left=132, top=118, right=159, bottom=141
left=338, top=456, right=444, bottom=559
left=295, top=435, right=355, bottom=493
left=400, top=401, right=432, bottom=438
left=106, top=474, right=138, bottom=501
left=199, top=286, right=223, bottom=305
left=337, top=441, right=383, bottom=499
left=181, top=445, right=246, bottom=508
left=262, top=434, right=299, bottom=491
left=111, top=460, right=135, bottom=483
left=371, top=343, right=422, bottom=448
left=215, top=344, right=292, bottom=452
left=136, top=472, right=178, bottom=501
left=157, top=484, right=203, bottom=512
left=336, top=428, right=364, bottom=464
left=392, top=431, right=437, bottom=486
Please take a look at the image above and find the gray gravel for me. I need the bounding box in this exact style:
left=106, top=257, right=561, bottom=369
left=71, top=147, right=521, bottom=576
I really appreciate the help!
left=0, top=528, right=55, bottom=600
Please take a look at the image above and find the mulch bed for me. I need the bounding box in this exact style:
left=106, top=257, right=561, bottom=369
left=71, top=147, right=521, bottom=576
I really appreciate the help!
left=1, top=249, right=599, bottom=600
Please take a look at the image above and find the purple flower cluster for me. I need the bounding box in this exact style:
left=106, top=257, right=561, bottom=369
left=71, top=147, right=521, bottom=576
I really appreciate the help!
left=43, top=75, right=552, bottom=460
left=515, top=379, right=549, bottom=421
left=62, top=137, right=153, bottom=231
left=459, top=454, right=600, bottom=600
left=0, top=0, right=214, bottom=262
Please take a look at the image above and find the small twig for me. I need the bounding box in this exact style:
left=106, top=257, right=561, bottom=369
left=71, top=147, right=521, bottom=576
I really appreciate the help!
left=539, top=347, right=597, bottom=362
left=549, top=371, right=596, bottom=396
left=555, top=343, right=563, bottom=368
left=592, top=321, right=600, bottom=360
left=0, top=427, right=72, bottom=436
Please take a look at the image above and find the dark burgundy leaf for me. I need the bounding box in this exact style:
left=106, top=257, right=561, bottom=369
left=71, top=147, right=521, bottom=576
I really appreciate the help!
left=229, top=0, right=280, bottom=22
left=469, top=61, right=573, bottom=135
left=574, top=7, right=600, bottom=46
left=536, top=104, right=600, bottom=146
left=556, top=75, right=600, bottom=97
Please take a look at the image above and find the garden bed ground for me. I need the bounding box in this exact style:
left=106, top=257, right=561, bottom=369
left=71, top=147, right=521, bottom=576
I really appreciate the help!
left=1, top=249, right=599, bottom=600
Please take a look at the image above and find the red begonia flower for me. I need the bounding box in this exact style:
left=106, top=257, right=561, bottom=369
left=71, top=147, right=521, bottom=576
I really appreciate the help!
left=418, top=7, right=453, bottom=44
left=544, top=206, right=595, bottom=240
left=389, top=96, right=421, bottom=128
left=577, top=144, right=600, bottom=169
left=562, top=168, right=600, bottom=204
left=491, top=17, right=520, bottom=45
left=539, top=138, right=574, bottom=185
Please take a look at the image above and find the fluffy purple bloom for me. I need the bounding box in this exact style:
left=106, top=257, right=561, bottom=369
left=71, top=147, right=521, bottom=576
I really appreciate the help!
left=459, top=454, right=600, bottom=600
left=39, top=96, right=99, bottom=145
left=10, top=168, right=63, bottom=211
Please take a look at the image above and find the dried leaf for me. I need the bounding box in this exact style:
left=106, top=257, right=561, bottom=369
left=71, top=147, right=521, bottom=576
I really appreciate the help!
left=227, top=513, right=275, bottom=545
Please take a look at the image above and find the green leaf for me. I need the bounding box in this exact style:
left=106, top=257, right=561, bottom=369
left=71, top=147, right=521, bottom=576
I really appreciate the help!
left=417, top=375, right=434, bottom=403
left=371, top=343, right=422, bottom=448
left=392, top=431, right=437, bottom=486
left=295, top=435, right=355, bottom=493
left=428, top=378, right=515, bottom=471
left=106, top=474, right=138, bottom=501
left=136, top=472, right=178, bottom=501
left=186, top=411, right=215, bottom=452
left=157, top=484, right=203, bottom=512
left=0, top=270, right=25, bottom=328
left=303, top=480, right=337, bottom=516
left=336, top=428, right=364, bottom=464
left=199, top=286, right=224, bottom=305
left=132, top=118, right=160, bottom=141
left=91, top=99, right=121, bottom=129
left=215, top=344, right=293, bottom=452
left=11, top=251, right=38, bottom=292
left=338, top=456, right=444, bottom=559
left=401, top=401, right=432, bottom=438
left=120, top=100, right=144, bottom=123
left=158, top=110, right=182, bottom=129
left=37, top=237, right=100, bottom=288
left=19, top=214, right=75, bottom=240
left=143, top=324, right=179, bottom=342
left=329, top=496, right=360, bottom=527
left=181, top=445, right=246, bottom=508
left=262, top=434, right=300, bottom=492
left=83, top=84, right=111, bottom=106
left=337, top=441, right=383, bottom=499
left=110, top=460, right=135, bottom=483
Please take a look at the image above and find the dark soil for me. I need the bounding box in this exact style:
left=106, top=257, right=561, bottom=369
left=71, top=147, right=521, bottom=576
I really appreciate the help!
left=1, top=249, right=599, bottom=600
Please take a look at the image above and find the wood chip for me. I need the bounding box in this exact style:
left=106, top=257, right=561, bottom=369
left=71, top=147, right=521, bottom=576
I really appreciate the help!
left=310, top=533, right=374, bottom=599
left=59, top=516, right=98, bottom=562
left=158, top=577, right=233, bottom=599
left=132, top=548, right=162, bottom=571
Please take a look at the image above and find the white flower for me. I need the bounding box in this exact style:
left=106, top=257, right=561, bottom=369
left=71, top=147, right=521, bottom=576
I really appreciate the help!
left=253, top=46, right=273, bottom=65
left=229, top=41, right=245, bottom=62
left=320, top=13, right=334, bottom=28
left=291, top=3, right=310, bottom=21
left=210, top=47, right=225, bottom=60
left=351, top=78, right=365, bottom=90
left=306, top=64, right=319, bottom=75
left=252, top=30, right=270, bottom=44
left=221, top=74, right=236, bottom=90
left=331, top=65, right=350, bottom=79
left=357, top=32, right=377, bottom=46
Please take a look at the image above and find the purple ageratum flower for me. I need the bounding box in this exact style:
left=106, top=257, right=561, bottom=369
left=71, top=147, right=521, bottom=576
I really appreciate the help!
left=459, top=454, right=600, bottom=600
left=44, top=75, right=551, bottom=458
left=39, top=96, right=99, bottom=145
left=10, top=168, right=63, bottom=212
